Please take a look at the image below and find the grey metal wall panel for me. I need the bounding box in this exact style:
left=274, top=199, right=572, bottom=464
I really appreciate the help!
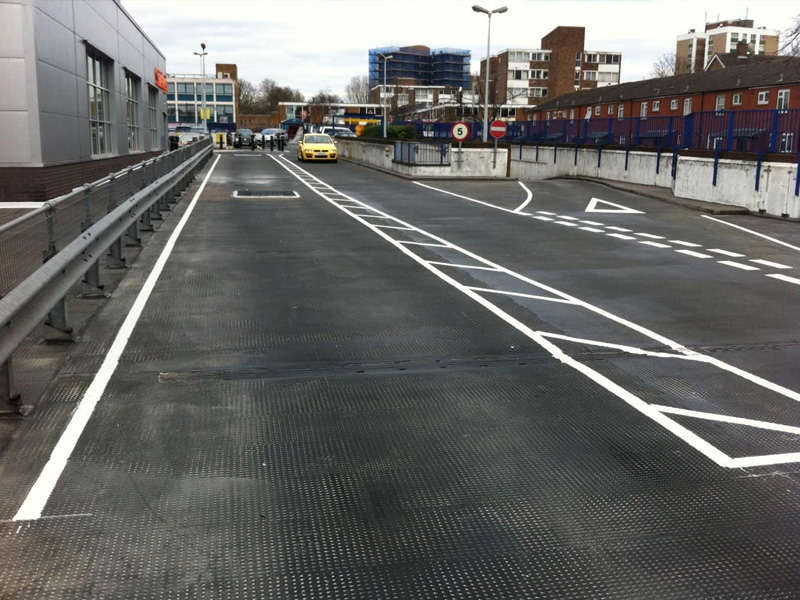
left=33, top=0, right=74, bottom=30
left=33, top=7, right=76, bottom=75
left=76, top=116, right=91, bottom=159
left=36, top=60, right=78, bottom=117
left=0, top=3, right=25, bottom=57
left=73, top=0, right=117, bottom=60
left=0, top=112, right=32, bottom=164
left=117, top=7, right=143, bottom=53
left=0, top=58, right=28, bottom=111
left=38, top=111, right=80, bottom=163
left=83, top=0, right=116, bottom=29
left=118, top=35, right=143, bottom=78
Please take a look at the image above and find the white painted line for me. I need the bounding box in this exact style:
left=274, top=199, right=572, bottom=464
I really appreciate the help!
left=466, top=287, right=577, bottom=304
left=729, top=452, right=800, bottom=468
left=750, top=259, right=792, bottom=269
left=533, top=216, right=554, bottom=221
left=608, top=233, right=637, bottom=240
left=359, top=215, right=397, bottom=220
left=558, top=216, right=580, bottom=221
left=556, top=221, right=579, bottom=227
left=635, top=233, right=666, bottom=239
left=580, top=220, right=604, bottom=226
left=585, top=198, right=644, bottom=214
left=413, top=181, right=519, bottom=215
left=272, top=154, right=800, bottom=467
left=606, top=226, right=632, bottom=232
left=427, top=261, right=502, bottom=272
left=234, top=154, right=263, bottom=157
left=374, top=225, right=415, bottom=231
left=536, top=211, right=557, bottom=216
left=766, top=273, right=800, bottom=286
left=639, top=241, right=672, bottom=249
left=708, top=248, right=746, bottom=257
left=579, top=227, right=605, bottom=233
left=701, top=215, right=800, bottom=253
left=669, top=240, right=702, bottom=247
left=651, top=405, right=800, bottom=436
left=0, top=202, right=45, bottom=209
left=13, top=154, right=222, bottom=522
left=397, top=241, right=451, bottom=248
left=718, top=260, right=760, bottom=271
left=676, top=249, right=713, bottom=258
left=513, top=182, right=533, bottom=213
left=539, top=333, right=695, bottom=360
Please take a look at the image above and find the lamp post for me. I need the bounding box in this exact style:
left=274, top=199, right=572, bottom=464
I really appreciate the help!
left=378, top=53, right=394, bottom=138
left=472, top=5, right=507, bottom=142
left=193, top=43, right=208, bottom=133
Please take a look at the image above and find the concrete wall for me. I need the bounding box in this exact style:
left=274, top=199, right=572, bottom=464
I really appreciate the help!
left=0, top=0, right=167, bottom=167
left=336, top=140, right=509, bottom=178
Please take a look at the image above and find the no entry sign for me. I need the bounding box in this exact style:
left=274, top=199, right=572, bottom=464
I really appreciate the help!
left=489, top=120, right=507, bottom=139
left=451, top=122, right=470, bottom=141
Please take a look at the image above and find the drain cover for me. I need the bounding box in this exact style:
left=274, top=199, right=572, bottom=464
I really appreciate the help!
left=232, top=190, right=299, bottom=199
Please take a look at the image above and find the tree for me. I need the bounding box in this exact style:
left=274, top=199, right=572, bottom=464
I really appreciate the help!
left=780, top=13, right=800, bottom=56
left=257, top=78, right=304, bottom=113
left=345, top=75, right=370, bottom=104
left=237, top=78, right=257, bottom=114
left=650, top=53, right=690, bottom=78
left=309, top=89, right=343, bottom=104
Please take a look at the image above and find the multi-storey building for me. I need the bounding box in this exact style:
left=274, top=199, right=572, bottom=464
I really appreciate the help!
left=480, top=26, right=622, bottom=108
left=676, top=19, right=780, bottom=73
left=368, top=46, right=471, bottom=89
left=166, top=64, right=237, bottom=129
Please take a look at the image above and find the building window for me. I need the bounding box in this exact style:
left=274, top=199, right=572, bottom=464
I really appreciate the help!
left=757, top=91, right=769, bottom=105
left=509, top=51, right=529, bottom=62
left=87, top=52, right=111, bottom=155
left=125, top=73, right=140, bottom=151
left=777, top=89, right=790, bottom=111
left=653, top=100, right=660, bottom=112
left=575, top=52, right=581, bottom=67
left=584, top=71, right=598, bottom=81
left=732, top=93, right=742, bottom=106
left=594, top=105, right=600, bottom=115
left=584, top=53, right=599, bottom=63
left=148, top=87, right=159, bottom=150
left=670, top=99, right=678, bottom=110
left=215, top=83, right=233, bottom=96
left=531, top=52, right=550, bottom=62
left=617, top=105, right=624, bottom=120
left=167, top=82, right=174, bottom=97
left=779, top=133, right=795, bottom=153
left=608, top=104, right=614, bottom=115
left=715, top=94, right=725, bottom=113
left=509, top=69, right=528, bottom=80
left=530, top=69, right=548, bottom=79
left=569, top=109, right=575, bottom=123
left=640, top=102, right=648, bottom=119
left=177, top=82, right=194, bottom=96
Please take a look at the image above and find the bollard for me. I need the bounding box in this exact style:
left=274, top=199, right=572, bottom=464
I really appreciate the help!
left=219, top=136, right=224, bottom=150
left=270, top=136, right=274, bottom=152
left=262, top=134, right=266, bottom=149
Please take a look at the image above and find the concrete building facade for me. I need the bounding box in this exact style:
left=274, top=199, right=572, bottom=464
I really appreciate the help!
left=0, top=0, right=168, bottom=201
left=368, top=46, right=471, bottom=90
left=166, top=65, right=237, bottom=129
left=676, top=18, right=780, bottom=73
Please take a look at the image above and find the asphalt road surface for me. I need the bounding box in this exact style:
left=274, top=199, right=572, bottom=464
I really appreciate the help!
left=1, top=149, right=799, bottom=598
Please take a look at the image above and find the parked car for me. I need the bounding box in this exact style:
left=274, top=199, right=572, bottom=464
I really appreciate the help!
left=334, top=130, right=358, bottom=139
left=234, top=129, right=254, bottom=148
left=320, top=126, right=353, bottom=137
left=297, top=133, right=338, bottom=163
left=257, top=128, right=288, bottom=146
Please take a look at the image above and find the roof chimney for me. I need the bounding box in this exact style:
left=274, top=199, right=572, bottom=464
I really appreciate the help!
left=737, top=40, right=748, bottom=58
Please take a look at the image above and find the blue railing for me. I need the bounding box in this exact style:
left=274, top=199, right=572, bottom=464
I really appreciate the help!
left=396, top=108, right=800, bottom=154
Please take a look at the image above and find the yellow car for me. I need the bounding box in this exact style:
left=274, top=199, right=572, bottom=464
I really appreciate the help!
left=297, top=133, right=338, bottom=163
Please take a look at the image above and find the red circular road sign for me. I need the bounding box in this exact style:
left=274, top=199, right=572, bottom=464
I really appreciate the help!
left=489, top=120, right=507, bottom=139
left=451, top=122, right=470, bottom=141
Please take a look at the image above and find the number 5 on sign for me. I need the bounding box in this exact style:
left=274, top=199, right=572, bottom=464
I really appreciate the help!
left=451, top=122, right=470, bottom=141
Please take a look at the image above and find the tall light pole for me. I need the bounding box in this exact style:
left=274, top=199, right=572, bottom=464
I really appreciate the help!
left=193, top=43, right=208, bottom=133
left=378, top=53, right=394, bottom=138
left=473, top=5, right=507, bottom=142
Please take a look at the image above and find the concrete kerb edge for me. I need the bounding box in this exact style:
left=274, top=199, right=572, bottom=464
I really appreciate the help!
left=338, top=157, right=517, bottom=182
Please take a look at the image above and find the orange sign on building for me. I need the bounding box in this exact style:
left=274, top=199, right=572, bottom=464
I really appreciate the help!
left=154, top=68, right=168, bottom=93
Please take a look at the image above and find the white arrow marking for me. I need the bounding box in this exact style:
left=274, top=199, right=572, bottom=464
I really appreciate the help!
left=585, top=197, right=645, bottom=214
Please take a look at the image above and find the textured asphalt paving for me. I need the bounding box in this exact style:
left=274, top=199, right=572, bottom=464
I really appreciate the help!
left=1, top=150, right=800, bottom=598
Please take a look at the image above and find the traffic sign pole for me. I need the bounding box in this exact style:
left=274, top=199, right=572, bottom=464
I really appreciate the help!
left=451, top=122, right=470, bottom=169
left=489, top=120, right=507, bottom=170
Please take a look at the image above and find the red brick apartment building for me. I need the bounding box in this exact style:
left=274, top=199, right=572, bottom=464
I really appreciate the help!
left=532, top=57, right=800, bottom=122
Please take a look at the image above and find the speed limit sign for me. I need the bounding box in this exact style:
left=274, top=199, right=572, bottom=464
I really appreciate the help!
left=451, top=122, right=470, bottom=141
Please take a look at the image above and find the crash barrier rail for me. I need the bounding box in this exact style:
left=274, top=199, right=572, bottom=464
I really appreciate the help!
left=396, top=108, right=800, bottom=155
left=0, top=138, right=214, bottom=412
left=393, top=141, right=451, bottom=165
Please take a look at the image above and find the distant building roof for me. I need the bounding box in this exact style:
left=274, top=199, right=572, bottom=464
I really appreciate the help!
left=705, top=52, right=786, bottom=70
left=535, top=57, right=800, bottom=111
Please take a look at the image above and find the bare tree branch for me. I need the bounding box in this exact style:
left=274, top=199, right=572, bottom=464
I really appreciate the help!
left=650, top=53, right=690, bottom=78
left=345, top=75, right=370, bottom=104
left=780, top=13, right=800, bottom=56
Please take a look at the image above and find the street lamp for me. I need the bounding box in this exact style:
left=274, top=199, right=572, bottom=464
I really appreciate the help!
left=377, top=53, right=394, bottom=138
left=193, top=42, right=208, bottom=134
left=472, top=5, right=507, bottom=142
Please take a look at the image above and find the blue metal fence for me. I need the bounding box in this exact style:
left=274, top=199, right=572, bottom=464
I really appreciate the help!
left=396, top=108, right=800, bottom=155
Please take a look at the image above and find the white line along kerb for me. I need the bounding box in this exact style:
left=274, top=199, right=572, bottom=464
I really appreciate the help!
left=13, top=154, right=222, bottom=522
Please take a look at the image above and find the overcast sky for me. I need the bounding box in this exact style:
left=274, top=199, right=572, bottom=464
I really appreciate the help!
left=121, top=0, right=797, bottom=98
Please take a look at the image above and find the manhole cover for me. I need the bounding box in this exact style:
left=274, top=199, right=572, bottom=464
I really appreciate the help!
left=232, top=190, right=299, bottom=199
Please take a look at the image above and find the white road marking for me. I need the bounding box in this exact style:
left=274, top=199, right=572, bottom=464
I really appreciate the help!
left=750, top=259, right=792, bottom=269
left=534, top=216, right=554, bottom=221
left=676, top=249, right=713, bottom=258
left=670, top=240, right=702, bottom=247
left=701, top=215, right=800, bottom=253
left=719, top=260, right=760, bottom=271
left=556, top=221, right=579, bottom=227
left=374, top=225, right=415, bottom=231
left=608, top=233, right=637, bottom=240
left=606, top=226, right=632, bottom=232
left=585, top=197, right=645, bottom=214
left=467, top=287, right=577, bottom=304
left=708, top=248, right=746, bottom=257
left=558, top=216, right=580, bottom=221
left=513, top=182, right=533, bottom=213
left=398, top=241, right=450, bottom=248
left=580, top=220, right=604, bottom=226
left=639, top=241, right=672, bottom=249
left=766, top=273, right=800, bottom=286
left=651, top=405, right=800, bottom=436
left=0, top=202, right=45, bottom=209
left=272, top=154, right=800, bottom=468
left=359, top=215, right=396, bottom=220
left=13, top=154, right=222, bottom=522
left=635, top=233, right=666, bottom=239
left=413, top=181, right=519, bottom=215
left=729, top=452, right=800, bottom=468
left=579, top=227, right=605, bottom=233
left=427, top=261, right=502, bottom=272
left=536, top=211, right=557, bottom=215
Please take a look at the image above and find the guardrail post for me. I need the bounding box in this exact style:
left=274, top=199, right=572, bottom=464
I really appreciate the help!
left=44, top=297, right=73, bottom=342
left=105, top=173, right=126, bottom=269
left=0, top=358, right=22, bottom=414
left=138, top=162, right=154, bottom=232
left=78, top=184, right=106, bottom=298
left=42, top=203, right=57, bottom=263
left=124, top=168, right=141, bottom=247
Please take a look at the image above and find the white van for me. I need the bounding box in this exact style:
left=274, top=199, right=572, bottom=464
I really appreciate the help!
left=320, top=126, right=353, bottom=137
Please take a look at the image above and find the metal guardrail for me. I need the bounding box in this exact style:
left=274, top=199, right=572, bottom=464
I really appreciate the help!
left=0, top=138, right=213, bottom=413
left=393, top=141, right=451, bottom=165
